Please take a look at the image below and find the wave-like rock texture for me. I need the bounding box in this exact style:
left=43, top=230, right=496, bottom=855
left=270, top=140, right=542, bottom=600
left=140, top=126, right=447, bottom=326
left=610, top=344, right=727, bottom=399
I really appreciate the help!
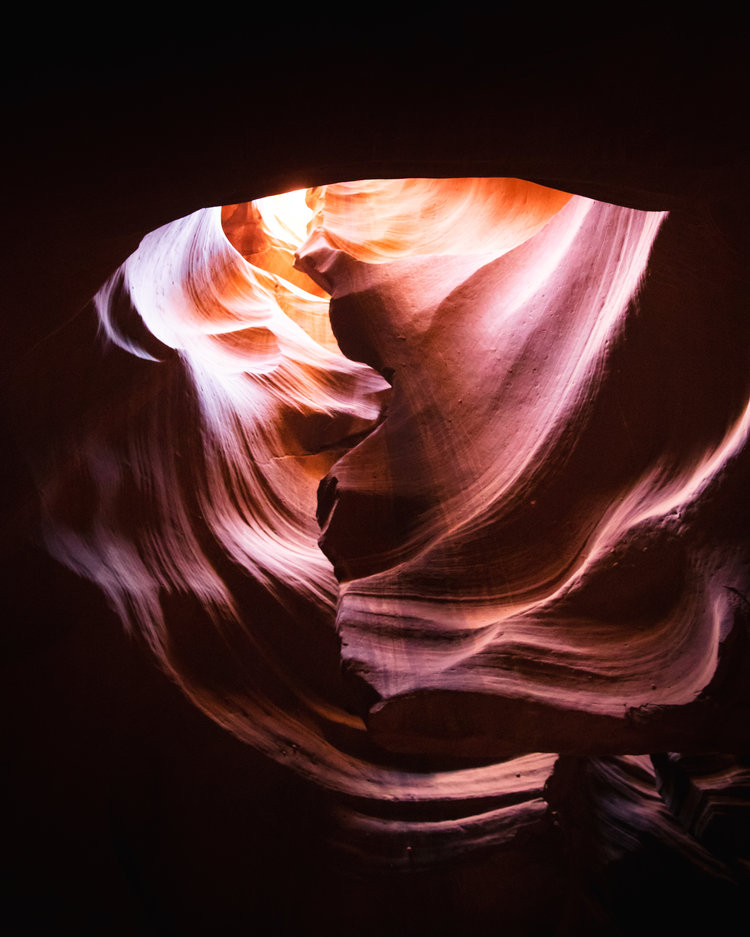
left=37, top=177, right=750, bottom=923
left=297, top=179, right=750, bottom=758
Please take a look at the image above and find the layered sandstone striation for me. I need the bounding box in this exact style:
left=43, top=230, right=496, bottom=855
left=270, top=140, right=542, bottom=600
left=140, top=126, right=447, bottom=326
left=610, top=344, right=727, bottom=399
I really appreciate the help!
left=37, top=177, right=750, bottom=905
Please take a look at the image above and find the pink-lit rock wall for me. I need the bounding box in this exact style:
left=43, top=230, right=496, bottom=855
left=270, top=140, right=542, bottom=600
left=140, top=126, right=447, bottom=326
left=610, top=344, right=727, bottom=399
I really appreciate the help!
left=3, top=18, right=748, bottom=936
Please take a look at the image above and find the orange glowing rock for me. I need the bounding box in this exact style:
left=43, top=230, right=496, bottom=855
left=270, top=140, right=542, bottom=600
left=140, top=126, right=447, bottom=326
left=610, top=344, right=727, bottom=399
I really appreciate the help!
left=303, top=177, right=572, bottom=263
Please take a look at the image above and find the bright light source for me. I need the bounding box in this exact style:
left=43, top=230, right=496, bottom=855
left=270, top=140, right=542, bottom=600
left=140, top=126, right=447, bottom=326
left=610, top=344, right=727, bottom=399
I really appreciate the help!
left=254, top=188, right=313, bottom=247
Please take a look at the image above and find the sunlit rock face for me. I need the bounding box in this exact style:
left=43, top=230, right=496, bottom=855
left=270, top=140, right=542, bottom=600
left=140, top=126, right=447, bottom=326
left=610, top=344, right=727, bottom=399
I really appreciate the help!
left=296, top=179, right=750, bottom=757
left=39, top=177, right=750, bottom=903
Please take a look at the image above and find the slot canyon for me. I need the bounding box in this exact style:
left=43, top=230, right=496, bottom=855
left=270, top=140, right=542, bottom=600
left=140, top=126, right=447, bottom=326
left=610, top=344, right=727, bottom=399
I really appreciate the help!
left=3, top=18, right=749, bottom=936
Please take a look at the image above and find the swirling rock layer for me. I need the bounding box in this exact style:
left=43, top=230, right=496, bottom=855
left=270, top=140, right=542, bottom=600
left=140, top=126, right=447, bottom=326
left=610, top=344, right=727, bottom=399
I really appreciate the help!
left=16, top=174, right=750, bottom=932
left=297, top=180, right=750, bottom=757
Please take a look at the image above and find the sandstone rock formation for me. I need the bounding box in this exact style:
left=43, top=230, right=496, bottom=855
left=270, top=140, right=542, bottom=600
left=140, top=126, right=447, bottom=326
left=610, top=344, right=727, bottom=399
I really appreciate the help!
left=28, top=174, right=750, bottom=928
left=3, top=22, right=748, bottom=935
